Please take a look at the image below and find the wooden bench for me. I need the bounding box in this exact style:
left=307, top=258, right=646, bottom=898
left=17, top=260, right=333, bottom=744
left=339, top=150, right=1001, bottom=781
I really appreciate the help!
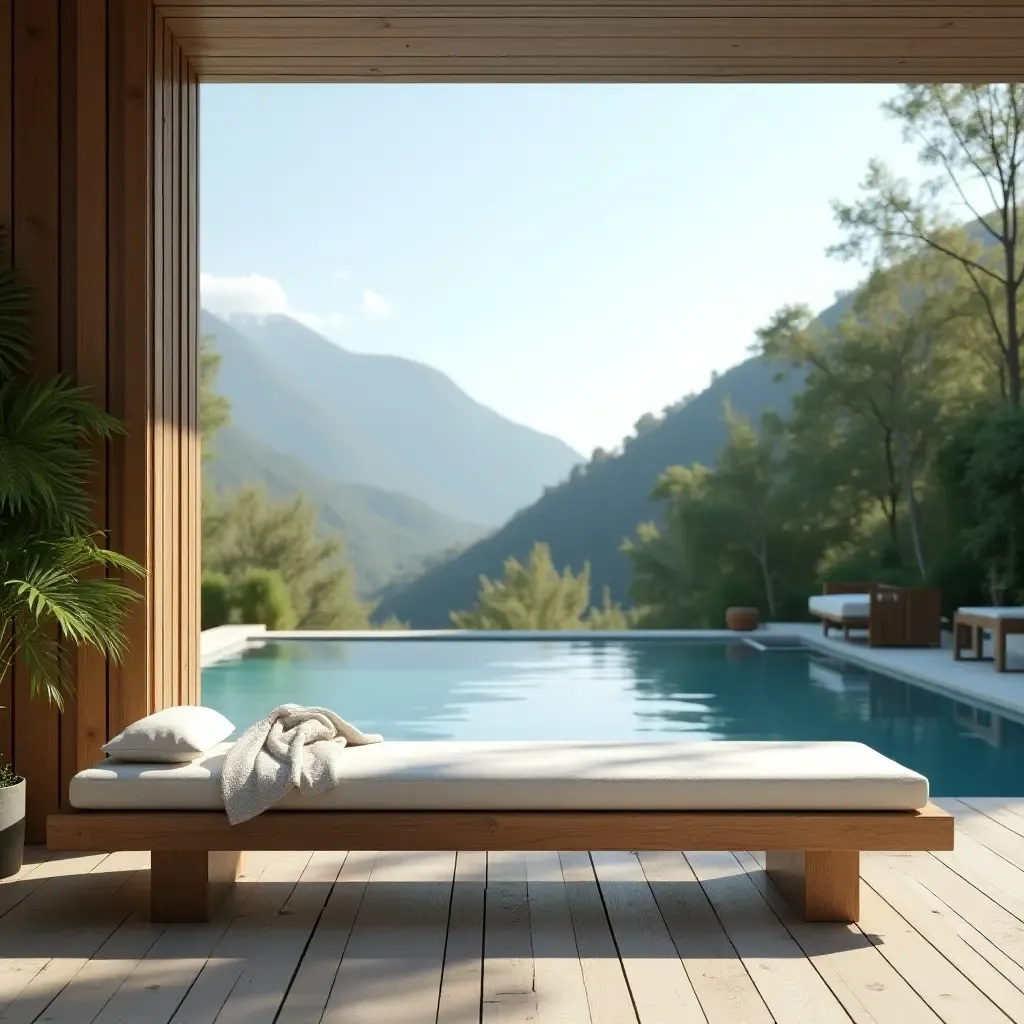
left=954, top=607, right=1024, bottom=672
left=810, top=581, right=942, bottom=647
left=48, top=738, right=954, bottom=925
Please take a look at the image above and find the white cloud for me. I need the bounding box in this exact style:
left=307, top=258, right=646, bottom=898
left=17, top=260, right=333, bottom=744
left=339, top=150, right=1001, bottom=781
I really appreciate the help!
left=333, top=268, right=351, bottom=282
left=200, top=271, right=348, bottom=339
left=200, top=272, right=290, bottom=318
left=361, top=288, right=390, bottom=318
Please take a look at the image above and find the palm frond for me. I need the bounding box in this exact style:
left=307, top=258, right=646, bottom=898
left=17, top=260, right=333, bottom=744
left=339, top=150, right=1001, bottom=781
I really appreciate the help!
left=0, top=228, right=32, bottom=379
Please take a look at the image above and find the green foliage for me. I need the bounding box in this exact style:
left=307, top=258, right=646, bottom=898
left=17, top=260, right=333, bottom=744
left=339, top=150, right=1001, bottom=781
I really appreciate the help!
left=584, top=587, right=633, bottom=630
left=199, top=334, right=231, bottom=458
left=831, top=84, right=1024, bottom=405
left=0, top=761, right=19, bottom=788
left=0, top=226, right=143, bottom=719
left=204, top=486, right=373, bottom=629
left=234, top=567, right=296, bottom=630
left=451, top=543, right=591, bottom=630
left=935, top=405, right=1024, bottom=602
left=451, top=542, right=627, bottom=630
left=200, top=572, right=233, bottom=630
left=626, top=410, right=827, bottom=628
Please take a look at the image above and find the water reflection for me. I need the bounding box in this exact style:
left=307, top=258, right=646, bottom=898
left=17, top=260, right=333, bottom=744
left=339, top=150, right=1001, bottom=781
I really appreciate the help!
left=200, top=638, right=1024, bottom=796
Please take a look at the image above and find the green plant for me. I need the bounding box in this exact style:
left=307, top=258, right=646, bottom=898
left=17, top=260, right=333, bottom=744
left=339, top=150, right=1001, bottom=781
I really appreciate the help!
left=0, top=226, right=144, bottom=730
left=234, top=567, right=296, bottom=630
left=201, top=571, right=234, bottom=630
left=0, top=762, right=20, bottom=788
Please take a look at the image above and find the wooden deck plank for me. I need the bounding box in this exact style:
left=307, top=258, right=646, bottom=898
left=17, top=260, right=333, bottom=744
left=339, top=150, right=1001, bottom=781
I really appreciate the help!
left=90, top=850, right=281, bottom=1024
left=18, top=801, right=1024, bottom=1024
left=737, top=850, right=943, bottom=1024
left=590, top=850, right=705, bottom=1023
left=0, top=852, right=149, bottom=1023
left=939, top=799, right=1024, bottom=872
left=276, top=850, right=375, bottom=1024
left=169, top=850, right=315, bottom=1024
left=862, top=853, right=1024, bottom=1017
left=855, top=859, right=1016, bottom=1024
left=210, top=850, right=347, bottom=1024
left=525, top=851, right=593, bottom=1023
left=437, top=851, right=486, bottom=1024
left=557, top=852, right=637, bottom=1024
left=320, top=850, right=455, bottom=1023
left=637, top=850, right=773, bottom=1024
left=959, top=799, right=1024, bottom=834
left=482, top=851, right=537, bottom=1024
left=685, top=850, right=851, bottom=1024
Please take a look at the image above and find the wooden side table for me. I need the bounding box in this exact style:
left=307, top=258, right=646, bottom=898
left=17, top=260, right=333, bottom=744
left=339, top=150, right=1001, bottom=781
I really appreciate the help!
left=953, top=608, right=1024, bottom=672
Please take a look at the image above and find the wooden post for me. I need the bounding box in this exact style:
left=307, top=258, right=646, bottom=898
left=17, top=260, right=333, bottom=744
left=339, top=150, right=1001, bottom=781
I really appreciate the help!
left=765, top=850, right=860, bottom=922
left=1, top=1, right=199, bottom=839
left=150, top=850, right=242, bottom=923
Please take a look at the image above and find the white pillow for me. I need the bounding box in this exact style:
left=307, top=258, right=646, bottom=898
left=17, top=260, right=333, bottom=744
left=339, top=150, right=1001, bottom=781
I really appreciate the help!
left=102, top=706, right=235, bottom=763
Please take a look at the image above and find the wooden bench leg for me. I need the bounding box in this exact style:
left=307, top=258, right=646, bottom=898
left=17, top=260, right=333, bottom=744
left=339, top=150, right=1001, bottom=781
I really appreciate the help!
left=765, top=850, right=860, bottom=922
left=150, top=850, right=242, bottom=923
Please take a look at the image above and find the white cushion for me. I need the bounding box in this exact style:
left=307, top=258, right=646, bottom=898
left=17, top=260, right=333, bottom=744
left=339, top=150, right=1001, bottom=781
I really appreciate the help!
left=957, top=607, right=1024, bottom=620
left=809, top=593, right=871, bottom=620
left=101, top=706, right=235, bottom=763
left=70, top=739, right=929, bottom=812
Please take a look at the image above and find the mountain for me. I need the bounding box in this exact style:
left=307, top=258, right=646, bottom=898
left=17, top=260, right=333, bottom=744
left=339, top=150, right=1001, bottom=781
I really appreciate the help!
left=201, top=311, right=582, bottom=526
left=206, top=424, right=483, bottom=598
left=375, top=292, right=856, bottom=627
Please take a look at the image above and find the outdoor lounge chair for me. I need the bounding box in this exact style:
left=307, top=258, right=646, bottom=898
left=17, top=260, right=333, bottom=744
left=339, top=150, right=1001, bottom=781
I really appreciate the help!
left=48, top=739, right=953, bottom=926
left=808, top=581, right=942, bottom=647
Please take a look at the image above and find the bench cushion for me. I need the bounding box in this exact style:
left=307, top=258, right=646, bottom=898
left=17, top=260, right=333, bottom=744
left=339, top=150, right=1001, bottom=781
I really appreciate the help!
left=68, top=740, right=929, bottom=812
left=957, top=607, right=1024, bottom=620
left=809, top=594, right=871, bottom=621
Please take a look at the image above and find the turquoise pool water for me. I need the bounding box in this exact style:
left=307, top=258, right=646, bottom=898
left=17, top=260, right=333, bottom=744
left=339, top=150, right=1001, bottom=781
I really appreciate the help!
left=201, top=637, right=1024, bottom=797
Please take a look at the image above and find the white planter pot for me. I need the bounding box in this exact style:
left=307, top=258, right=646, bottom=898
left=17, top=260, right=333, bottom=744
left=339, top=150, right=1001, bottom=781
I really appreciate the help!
left=0, top=777, right=26, bottom=878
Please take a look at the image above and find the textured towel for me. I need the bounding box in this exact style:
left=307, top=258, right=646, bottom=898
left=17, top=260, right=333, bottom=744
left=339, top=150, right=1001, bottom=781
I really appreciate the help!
left=220, top=704, right=382, bottom=825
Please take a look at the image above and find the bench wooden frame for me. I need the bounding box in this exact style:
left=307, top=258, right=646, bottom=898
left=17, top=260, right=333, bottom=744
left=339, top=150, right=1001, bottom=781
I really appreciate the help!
left=813, top=581, right=942, bottom=648
left=953, top=609, right=1024, bottom=673
left=48, top=804, right=954, bottom=925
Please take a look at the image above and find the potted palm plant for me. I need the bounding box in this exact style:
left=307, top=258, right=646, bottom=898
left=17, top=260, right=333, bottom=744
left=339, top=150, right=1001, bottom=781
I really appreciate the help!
left=0, top=228, right=143, bottom=877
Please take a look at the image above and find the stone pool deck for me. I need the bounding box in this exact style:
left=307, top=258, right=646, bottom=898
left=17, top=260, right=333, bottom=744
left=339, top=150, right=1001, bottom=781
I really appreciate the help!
left=5, top=800, right=1024, bottom=1024
left=779, top=621, right=1024, bottom=720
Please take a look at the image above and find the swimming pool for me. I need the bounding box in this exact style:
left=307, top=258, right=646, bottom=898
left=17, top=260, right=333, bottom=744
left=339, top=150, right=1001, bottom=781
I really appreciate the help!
left=201, top=637, right=1024, bottom=797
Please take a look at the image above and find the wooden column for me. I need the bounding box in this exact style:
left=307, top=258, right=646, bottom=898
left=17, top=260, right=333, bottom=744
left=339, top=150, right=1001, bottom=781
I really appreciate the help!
left=0, top=0, right=199, bottom=841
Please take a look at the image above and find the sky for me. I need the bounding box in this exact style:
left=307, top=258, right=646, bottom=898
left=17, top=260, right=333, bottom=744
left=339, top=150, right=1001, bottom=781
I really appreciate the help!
left=200, top=84, right=932, bottom=455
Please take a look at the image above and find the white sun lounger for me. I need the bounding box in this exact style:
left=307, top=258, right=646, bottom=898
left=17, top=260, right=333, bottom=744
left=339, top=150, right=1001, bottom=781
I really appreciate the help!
left=50, top=739, right=952, bottom=925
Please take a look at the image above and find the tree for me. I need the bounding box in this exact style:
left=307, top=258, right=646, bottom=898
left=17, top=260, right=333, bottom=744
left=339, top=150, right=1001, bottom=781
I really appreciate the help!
left=451, top=542, right=624, bottom=630
left=624, top=465, right=726, bottom=628
left=199, top=334, right=230, bottom=457
left=204, top=486, right=372, bottom=629
left=234, top=567, right=296, bottom=630
left=758, top=257, right=969, bottom=577
left=936, top=405, right=1024, bottom=603
left=833, top=84, right=1024, bottom=404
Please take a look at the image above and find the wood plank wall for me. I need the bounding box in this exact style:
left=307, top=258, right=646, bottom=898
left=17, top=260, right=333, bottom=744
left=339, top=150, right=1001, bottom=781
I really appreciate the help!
left=0, top=0, right=199, bottom=841
left=162, top=1, right=1024, bottom=82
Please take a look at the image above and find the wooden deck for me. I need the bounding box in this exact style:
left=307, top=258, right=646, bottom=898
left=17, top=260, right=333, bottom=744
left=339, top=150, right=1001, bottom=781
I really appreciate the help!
left=3, top=799, right=1024, bottom=1023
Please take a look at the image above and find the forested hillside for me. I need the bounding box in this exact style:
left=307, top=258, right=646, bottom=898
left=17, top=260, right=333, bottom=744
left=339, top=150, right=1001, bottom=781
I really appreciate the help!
left=206, top=425, right=482, bottom=596
left=375, top=349, right=809, bottom=626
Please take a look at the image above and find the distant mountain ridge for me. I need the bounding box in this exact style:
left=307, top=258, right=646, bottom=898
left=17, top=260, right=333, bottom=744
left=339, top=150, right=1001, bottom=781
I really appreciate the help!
left=202, top=310, right=582, bottom=527
left=205, top=424, right=483, bottom=597
left=375, top=291, right=856, bottom=626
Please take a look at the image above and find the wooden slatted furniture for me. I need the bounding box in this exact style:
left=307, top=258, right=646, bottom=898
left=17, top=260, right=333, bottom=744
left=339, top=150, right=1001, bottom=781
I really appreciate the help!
left=48, top=804, right=954, bottom=925
left=953, top=608, right=1024, bottom=672
left=48, top=739, right=953, bottom=926
left=809, top=581, right=942, bottom=647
